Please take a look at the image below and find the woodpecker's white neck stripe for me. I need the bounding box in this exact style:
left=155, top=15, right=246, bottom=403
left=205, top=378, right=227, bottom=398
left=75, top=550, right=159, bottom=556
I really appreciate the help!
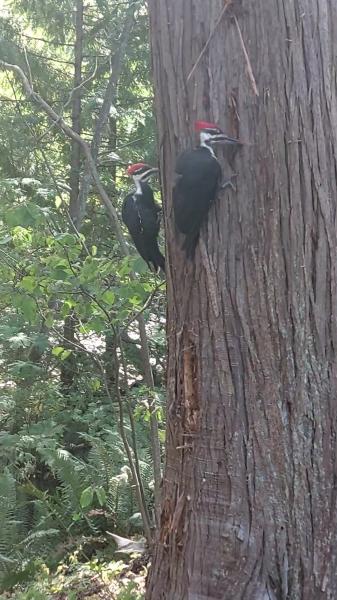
left=134, top=178, right=142, bottom=195
left=200, top=140, right=216, bottom=158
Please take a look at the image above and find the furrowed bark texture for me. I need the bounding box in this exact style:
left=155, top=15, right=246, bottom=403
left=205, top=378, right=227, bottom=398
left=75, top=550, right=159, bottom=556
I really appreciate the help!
left=147, top=0, right=337, bottom=598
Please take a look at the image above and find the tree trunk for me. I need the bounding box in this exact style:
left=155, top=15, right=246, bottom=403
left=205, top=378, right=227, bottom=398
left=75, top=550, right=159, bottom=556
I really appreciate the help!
left=69, top=0, right=83, bottom=227
left=147, top=0, right=337, bottom=598
left=61, top=0, right=83, bottom=391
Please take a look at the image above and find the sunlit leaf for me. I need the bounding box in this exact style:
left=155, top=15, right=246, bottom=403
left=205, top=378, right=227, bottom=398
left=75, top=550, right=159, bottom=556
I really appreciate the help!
left=52, top=347, right=65, bottom=357
left=80, top=486, right=94, bottom=508
left=102, top=290, right=115, bottom=306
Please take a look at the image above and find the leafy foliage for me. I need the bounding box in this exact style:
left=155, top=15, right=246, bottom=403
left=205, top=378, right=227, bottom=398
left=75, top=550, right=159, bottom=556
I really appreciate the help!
left=0, top=0, right=165, bottom=594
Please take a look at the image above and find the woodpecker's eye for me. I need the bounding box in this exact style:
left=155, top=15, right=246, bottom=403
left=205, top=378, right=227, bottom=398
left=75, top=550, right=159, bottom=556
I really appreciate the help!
left=204, top=128, right=220, bottom=135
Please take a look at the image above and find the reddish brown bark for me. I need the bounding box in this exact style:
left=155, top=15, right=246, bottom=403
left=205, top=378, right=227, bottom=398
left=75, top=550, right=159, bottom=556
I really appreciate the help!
left=147, top=0, right=337, bottom=598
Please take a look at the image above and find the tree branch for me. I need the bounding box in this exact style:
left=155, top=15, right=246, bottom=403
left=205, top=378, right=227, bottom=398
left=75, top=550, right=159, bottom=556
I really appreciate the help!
left=0, top=59, right=128, bottom=251
left=233, top=16, right=259, bottom=97
left=186, top=0, right=232, bottom=83
left=77, top=2, right=136, bottom=222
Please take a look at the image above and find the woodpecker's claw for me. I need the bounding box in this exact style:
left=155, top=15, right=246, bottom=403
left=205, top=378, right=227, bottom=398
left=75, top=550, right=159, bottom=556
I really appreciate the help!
left=221, top=173, right=238, bottom=192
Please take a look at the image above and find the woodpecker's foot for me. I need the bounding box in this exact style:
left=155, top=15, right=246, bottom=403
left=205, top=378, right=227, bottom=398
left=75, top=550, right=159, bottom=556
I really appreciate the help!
left=221, top=173, right=238, bottom=191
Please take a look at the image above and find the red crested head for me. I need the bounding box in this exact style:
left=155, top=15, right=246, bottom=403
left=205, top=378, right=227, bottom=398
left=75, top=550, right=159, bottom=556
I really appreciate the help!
left=194, top=120, right=221, bottom=132
left=194, top=120, right=241, bottom=146
left=126, top=163, right=158, bottom=181
left=127, top=163, right=147, bottom=176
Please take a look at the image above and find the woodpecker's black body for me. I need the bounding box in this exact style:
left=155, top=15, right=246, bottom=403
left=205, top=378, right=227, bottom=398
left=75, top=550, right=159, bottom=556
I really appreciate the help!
left=173, top=120, right=241, bottom=258
left=122, top=182, right=165, bottom=272
left=173, top=146, right=222, bottom=258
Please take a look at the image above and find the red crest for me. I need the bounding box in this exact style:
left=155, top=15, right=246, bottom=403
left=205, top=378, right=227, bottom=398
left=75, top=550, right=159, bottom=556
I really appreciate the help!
left=127, top=163, right=147, bottom=176
left=194, top=120, right=220, bottom=131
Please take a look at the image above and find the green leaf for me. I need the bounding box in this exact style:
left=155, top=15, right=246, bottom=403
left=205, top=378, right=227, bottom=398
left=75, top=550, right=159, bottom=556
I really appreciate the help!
left=52, top=346, right=72, bottom=360
left=8, top=332, right=30, bottom=349
left=5, top=206, right=35, bottom=227
left=0, top=432, right=19, bottom=448
left=158, top=429, right=166, bottom=443
left=86, top=317, right=106, bottom=333
left=19, top=276, right=37, bottom=292
left=95, top=487, right=106, bottom=507
left=13, top=296, right=37, bottom=323
left=51, top=267, right=72, bottom=281
left=90, top=378, right=101, bottom=391
left=9, top=361, right=44, bottom=378
left=54, top=233, right=78, bottom=247
left=52, top=346, right=64, bottom=357
left=132, top=256, right=149, bottom=274
left=45, top=313, right=55, bottom=328
left=129, top=295, right=142, bottom=306
left=80, top=486, right=94, bottom=508
left=102, top=290, right=115, bottom=306
left=117, top=257, right=132, bottom=276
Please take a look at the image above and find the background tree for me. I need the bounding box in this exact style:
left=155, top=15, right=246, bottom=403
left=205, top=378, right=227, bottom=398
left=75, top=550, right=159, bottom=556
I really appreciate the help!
left=146, top=0, right=337, bottom=598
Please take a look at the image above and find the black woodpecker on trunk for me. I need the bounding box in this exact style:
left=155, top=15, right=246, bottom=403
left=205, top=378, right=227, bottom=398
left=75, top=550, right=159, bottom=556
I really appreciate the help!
left=122, top=163, right=165, bottom=273
left=173, top=120, right=241, bottom=258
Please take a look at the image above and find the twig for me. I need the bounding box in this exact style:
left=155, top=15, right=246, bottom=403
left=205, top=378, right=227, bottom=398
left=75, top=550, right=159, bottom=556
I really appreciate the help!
left=0, top=247, right=20, bottom=268
left=111, top=340, right=153, bottom=544
left=233, top=16, right=259, bottom=97
left=138, top=317, right=162, bottom=527
left=21, top=32, right=75, bottom=47
left=187, top=0, right=232, bottom=83
left=23, top=47, right=33, bottom=88
left=116, top=135, right=153, bottom=151
left=119, top=336, right=150, bottom=529
left=36, top=60, right=98, bottom=146
left=125, top=281, right=166, bottom=329
left=65, top=59, right=98, bottom=112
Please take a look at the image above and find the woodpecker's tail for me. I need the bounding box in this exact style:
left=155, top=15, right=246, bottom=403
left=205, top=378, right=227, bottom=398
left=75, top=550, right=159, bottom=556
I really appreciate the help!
left=148, top=241, right=165, bottom=274
left=182, top=232, right=199, bottom=259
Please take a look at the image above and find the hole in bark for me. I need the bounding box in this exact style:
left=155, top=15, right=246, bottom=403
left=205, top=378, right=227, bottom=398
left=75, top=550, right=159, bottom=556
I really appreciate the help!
left=182, top=336, right=199, bottom=432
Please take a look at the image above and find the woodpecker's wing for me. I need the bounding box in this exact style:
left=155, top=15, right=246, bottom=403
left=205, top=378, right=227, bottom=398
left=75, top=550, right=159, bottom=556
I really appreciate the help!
left=173, top=147, right=222, bottom=236
left=138, top=183, right=161, bottom=236
left=139, top=182, right=162, bottom=214
left=122, top=194, right=141, bottom=233
left=122, top=196, right=158, bottom=237
left=122, top=191, right=164, bottom=272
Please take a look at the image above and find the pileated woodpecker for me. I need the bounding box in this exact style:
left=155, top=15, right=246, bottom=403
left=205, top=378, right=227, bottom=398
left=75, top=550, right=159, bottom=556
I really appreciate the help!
left=122, top=163, right=165, bottom=272
left=173, top=120, right=241, bottom=258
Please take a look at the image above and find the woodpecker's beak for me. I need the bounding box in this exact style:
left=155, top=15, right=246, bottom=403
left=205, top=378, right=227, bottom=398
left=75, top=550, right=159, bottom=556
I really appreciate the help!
left=139, top=167, right=159, bottom=181
left=146, top=167, right=159, bottom=176
left=211, top=133, right=241, bottom=145
left=134, top=166, right=159, bottom=183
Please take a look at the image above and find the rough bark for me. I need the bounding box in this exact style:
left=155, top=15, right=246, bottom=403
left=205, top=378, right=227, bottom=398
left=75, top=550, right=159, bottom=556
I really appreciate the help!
left=147, top=0, right=337, bottom=598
